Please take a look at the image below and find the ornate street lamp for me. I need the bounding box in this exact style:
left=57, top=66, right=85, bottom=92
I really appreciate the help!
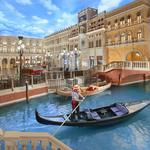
left=17, top=36, right=25, bottom=86
left=71, top=48, right=81, bottom=70
left=60, top=50, right=69, bottom=71
left=45, top=51, right=52, bottom=70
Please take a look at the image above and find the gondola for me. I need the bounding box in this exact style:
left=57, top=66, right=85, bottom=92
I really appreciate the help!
left=56, top=82, right=111, bottom=97
left=35, top=100, right=150, bottom=127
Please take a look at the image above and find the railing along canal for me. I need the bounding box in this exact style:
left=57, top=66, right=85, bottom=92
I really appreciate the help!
left=92, top=61, right=150, bottom=73
left=0, top=129, right=72, bottom=150
left=0, top=70, right=65, bottom=91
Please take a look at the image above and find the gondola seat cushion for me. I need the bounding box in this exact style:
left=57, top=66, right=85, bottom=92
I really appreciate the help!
left=114, top=111, right=124, bottom=116
left=110, top=107, right=119, bottom=112
left=91, top=111, right=101, bottom=120
left=85, top=110, right=101, bottom=120
left=116, top=104, right=128, bottom=114
left=111, top=104, right=128, bottom=116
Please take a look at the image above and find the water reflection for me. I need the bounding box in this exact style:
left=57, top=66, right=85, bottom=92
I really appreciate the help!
left=1, top=82, right=150, bottom=150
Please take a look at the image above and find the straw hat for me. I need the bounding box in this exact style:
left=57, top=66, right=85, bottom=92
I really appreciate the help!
left=73, top=85, right=80, bottom=92
left=73, top=85, right=80, bottom=89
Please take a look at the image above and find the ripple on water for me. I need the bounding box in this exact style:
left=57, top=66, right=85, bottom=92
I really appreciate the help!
left=1, top=82, right=150, bottom=150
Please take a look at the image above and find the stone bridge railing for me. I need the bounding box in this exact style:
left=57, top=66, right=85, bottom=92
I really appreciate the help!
left=91, top=61, right=150, bottom=74
left=0, top=129, right=72, bottom=150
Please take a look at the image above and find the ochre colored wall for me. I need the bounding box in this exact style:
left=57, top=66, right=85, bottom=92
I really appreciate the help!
left=107, top=43, right=149, bottom=63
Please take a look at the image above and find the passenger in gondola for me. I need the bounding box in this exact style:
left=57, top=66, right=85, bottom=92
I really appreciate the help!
left=71, top=85, right=85, bottom=120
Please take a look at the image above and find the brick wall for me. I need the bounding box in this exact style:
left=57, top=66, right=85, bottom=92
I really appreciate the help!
left=0, top=86, right=48, bottom=106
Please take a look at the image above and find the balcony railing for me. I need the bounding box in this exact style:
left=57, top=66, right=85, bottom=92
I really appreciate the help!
left=0, top=129, right=72, bottom=150
left=91, top=61, right=150, bottom=73
left=106, top=19, right=146, bottom=32
left=106, top=38, right=145, bottom=46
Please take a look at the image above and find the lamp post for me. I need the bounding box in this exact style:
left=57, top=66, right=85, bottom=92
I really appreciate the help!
left=60, top=50, right=69, bottom=71
left=17, top=36, right=25, bottom=86
left=45, top=51, right=52, bottom=70
left=72, top=48, right=81, bottom=70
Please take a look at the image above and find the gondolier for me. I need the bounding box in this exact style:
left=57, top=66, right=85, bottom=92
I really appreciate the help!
left=71, top=85, right=85, bottom=120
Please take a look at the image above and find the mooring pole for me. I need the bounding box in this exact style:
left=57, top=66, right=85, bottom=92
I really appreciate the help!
left=11, top=77, right=14, bottom=91
left=25, top=80, right=29, bottom=103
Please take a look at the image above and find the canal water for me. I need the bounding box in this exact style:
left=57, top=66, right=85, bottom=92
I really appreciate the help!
left=1, top=82, right=150, bottom=150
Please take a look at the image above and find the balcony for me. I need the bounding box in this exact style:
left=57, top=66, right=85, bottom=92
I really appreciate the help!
left=106, top=19, right=146, bottom=32
left=106, top=38, right=146, bottom=47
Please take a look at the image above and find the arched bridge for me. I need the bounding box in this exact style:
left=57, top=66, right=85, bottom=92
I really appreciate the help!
left=91, top=61, right=150, bottom=85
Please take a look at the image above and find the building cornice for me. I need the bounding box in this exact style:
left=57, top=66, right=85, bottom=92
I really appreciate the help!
left=86, top=28, right=105, bottom=35
left=106, top=5, right=149, bottom=21
left=106, top=0, right=150, bottom=18
left=69, top=36, right=79, bottom=40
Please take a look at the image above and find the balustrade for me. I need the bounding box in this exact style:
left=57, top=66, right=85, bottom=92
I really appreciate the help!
left=93, top=61, right=150, bottom=73
left=0, top=129, right=72, bottom=150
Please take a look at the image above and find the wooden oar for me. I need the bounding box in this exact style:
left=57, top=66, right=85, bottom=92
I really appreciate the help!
left=52, top=95, right=87, bottom=136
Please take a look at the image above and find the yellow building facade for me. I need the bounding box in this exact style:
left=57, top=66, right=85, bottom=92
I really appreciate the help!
left=44, top=0, right=150, bottom=69
left=105, top=0, right=150, bottom=63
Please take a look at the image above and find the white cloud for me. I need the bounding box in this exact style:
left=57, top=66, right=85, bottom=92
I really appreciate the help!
left=0, top=11, right=5, bottom=18
left=0, top=11, right=8, bottom=22
left=40, top=0, right=59, bottom=13
left=32, top=16, right=49, bottom=24
left=56, top=12, right=76, bottom=28
left=4, top=2, right=25, bottom=18
left=15, top=0, right=32, bottom=5
left=98, top=0, right=123, bottom=12
left=26, top=26, right=46, bottom=34
left=47, top=28, right=54, bottom=34
left=47, top=11, right=52, bottom=15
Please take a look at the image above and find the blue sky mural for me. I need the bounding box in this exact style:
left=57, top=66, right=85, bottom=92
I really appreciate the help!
left=0, top=0, right=133, bottom=38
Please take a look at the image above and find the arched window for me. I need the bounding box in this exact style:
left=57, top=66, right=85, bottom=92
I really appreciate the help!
left=114, top=19, right=118, bottom=29
left=137, top=29, right=142, bottom=40
left=89, top=41, right=94, bottom=48
left=2, top=58, right=8, bottom=69
left=120, top=17, right=125, bottom=26
left=11, top=48, right=15, bottom=52
left=127, top=15, right=132, bottom=25
left=127, top=32, right=132, bottom=42
left=120, top=33, right=126, bottom=43
left=107, top=22, right=111, bottom=30
left=115, top=34, right=119, bottom=43
left=137, top=12, right=142, bottom=23
left=107, top=39, right=111, bottom=45
left=96, top=39, right=101, bottom=47
left=10, top=58, right=16, bottom=69
left=3, top=46, right=7, bottom=52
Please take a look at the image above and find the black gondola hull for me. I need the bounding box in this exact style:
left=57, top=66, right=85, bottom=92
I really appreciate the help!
left=35, top=100, right=150, bottom=127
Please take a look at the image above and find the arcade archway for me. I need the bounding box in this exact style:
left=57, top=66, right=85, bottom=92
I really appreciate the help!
left=126, top=51, right=144, bottom=61
left=2, top=58, right=8, bottom=69
left=10, top=58, right=16, bottom=69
